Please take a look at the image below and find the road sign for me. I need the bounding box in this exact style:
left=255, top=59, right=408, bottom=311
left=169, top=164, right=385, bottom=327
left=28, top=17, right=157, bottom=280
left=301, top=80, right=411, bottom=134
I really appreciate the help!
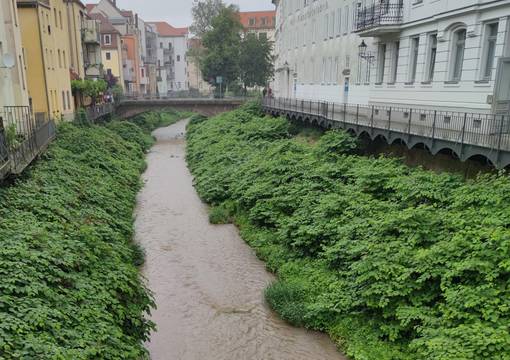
left=216, top=76, right=223, bottom=84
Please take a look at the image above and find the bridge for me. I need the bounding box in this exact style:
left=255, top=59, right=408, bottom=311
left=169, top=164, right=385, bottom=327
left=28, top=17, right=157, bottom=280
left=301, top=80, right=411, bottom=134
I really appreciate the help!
left=262, top=97, right=510, bottom=169
left=116, top=98, right=246, bottom=118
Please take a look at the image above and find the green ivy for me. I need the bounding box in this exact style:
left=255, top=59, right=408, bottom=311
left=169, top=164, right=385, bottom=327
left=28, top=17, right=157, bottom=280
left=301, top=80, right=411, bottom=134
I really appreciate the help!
left=186, top=102, right=510, bottom=360
left=0, top=110, right=186, bottom=359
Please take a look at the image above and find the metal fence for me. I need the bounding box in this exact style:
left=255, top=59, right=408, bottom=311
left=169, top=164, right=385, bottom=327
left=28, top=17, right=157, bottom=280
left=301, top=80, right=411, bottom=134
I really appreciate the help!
left=262, top=97, right=510, bottom=154
left=355, top=1, right=404, bottom=32
left=85, top=103, right=114, bottom=123
left=0, top=106, right=56, bottom=178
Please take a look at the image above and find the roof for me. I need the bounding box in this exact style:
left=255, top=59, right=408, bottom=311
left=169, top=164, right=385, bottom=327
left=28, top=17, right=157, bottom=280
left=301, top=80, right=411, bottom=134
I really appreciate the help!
left=120, top=10, right=133, bottom=18
left=89, top=12, right=119, bottom=34
left=148, top=21, right=188, bottom=37
left=85, top=3, right=96, bottom=13
left=239, top=10, right=276, bottom=29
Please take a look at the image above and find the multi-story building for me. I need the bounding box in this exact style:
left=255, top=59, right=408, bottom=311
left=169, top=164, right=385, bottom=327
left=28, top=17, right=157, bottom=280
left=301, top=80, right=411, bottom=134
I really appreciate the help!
left=149, top=22, right=189, bottom=94
left=89, top=13, right=124, bottom=89
left=239, top=10, right=277, bottom=42
left=145, top=24, right=158, bottom=96
left=65, top=0, right=86, bottom=80
left=187, top=37, right=213, bottom=96
left=0, top=0, right=30, bottom=111
left=17, top=0, right=75, bottom=121
left=272, top=0, right=510, bottom=114
left=82, top=15, right=102, bottom=79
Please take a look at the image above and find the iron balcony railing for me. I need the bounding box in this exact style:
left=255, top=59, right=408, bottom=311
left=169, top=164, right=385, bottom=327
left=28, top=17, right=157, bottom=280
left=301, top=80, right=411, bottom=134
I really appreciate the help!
left=0, top=106, right=56, bottom=178
left=262, top=97, right=510, bottom=156
left=355, top=1, right=404, bottom=32
left=85, top=103, right=114, bottom=123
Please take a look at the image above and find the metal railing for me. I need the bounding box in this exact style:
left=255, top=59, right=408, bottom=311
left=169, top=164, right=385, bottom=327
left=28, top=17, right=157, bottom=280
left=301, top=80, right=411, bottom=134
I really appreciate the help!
left=355, top=1, right=404, bottom=32
left=85, top=103, right=114, bottom=122
left=263, top=97, right=510, bottom=155
left=0, top=106, right=56, bottom=178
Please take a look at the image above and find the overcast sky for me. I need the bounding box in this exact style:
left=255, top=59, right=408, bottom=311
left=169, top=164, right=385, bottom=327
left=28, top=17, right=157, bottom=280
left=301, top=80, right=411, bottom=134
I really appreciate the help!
left=111, top=0, right=275, bottom=28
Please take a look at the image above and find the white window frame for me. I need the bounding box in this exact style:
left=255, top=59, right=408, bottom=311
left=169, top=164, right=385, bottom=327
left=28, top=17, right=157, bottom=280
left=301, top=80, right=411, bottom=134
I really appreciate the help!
left=425, top=33, right=437, bottom=82
left=377, top=43, right=387, bottom=84
left=449, top=27, right=466, bottom=82
left=104, top=34, right=111, bottom=45
left=481, top=21, right=499, bottom=81
left=409, top=36, right=420, bottom=83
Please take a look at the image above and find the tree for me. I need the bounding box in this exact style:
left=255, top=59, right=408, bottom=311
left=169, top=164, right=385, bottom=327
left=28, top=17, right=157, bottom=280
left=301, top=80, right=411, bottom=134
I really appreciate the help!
left=239, top=34, right=274, bottom=92
left=190, top=0, right=230, bottom=37
left=200, top=6, right=242, bottom=96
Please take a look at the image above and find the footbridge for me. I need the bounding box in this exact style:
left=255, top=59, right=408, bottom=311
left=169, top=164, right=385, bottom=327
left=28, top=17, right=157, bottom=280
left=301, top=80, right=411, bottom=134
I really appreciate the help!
left=116, top=98, right=246, bottom=118
left=263, top=97, right=510, bottom=169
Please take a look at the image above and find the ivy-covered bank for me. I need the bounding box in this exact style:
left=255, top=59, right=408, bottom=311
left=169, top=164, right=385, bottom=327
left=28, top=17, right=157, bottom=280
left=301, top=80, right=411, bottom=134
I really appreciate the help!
left=0, top=111, right=183, bottom=359
left=186, top=103, right=510, bottom=360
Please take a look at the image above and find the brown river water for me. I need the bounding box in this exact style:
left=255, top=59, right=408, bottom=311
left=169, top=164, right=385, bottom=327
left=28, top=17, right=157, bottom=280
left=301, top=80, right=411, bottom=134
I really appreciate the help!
left=135, top=119, right=347, bottom=360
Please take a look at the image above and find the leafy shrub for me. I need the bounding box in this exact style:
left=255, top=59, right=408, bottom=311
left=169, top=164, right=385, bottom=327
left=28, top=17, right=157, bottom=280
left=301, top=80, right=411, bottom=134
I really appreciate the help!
left=0, top=121, right=156, bottom=359
left=187, top=103, right=510, bottom=359
left=208, top=204, right=231, bottom=224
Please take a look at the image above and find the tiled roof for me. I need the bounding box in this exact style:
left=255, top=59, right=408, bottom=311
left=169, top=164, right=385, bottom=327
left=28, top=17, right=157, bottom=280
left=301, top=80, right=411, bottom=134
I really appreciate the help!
left=89, top=12, right=119, bottom=34
left=239, top=11, right=276, bottom=30
left=85, top=3, right=96, bottom=13
left=148, top=22, right=188, bottom=37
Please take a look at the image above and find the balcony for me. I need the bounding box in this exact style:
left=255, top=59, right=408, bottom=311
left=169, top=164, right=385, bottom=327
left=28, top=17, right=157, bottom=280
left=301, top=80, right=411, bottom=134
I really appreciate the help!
left=82, top=20, right=100, bottom=44
left=355, top=1, right=404, bottom=37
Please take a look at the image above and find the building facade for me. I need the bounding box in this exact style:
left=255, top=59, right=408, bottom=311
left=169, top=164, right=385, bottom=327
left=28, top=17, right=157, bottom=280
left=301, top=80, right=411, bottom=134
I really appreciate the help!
left=239, top=10, right=277, bottom=42
left=65, top=0, right=86, bottom=80
left=82, top=15, right=102, bottom=79
left=273, top=0, right=510, bottom=114
left=17, top=0, right=75, bottom=121
left=0, top=0, right=30, bottom=111
left=187, top=37, right=213, bottom=96
left=149, top=22, right=189, bottom=94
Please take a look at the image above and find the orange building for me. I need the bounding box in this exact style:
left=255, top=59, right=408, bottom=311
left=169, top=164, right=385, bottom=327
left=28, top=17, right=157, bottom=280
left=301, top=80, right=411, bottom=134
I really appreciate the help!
left=121, top=34, right=140, bottom=94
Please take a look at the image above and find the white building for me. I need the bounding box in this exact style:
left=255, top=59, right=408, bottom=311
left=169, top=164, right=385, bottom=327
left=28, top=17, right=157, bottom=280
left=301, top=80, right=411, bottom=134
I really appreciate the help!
left=273, top=0, right=510, bottom=114
left=148, top=22, right=189, bottom=95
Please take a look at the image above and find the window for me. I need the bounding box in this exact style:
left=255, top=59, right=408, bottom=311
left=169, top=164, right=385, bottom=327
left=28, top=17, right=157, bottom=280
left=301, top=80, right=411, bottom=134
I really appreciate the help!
left=409, top=36, right=419, bottom=82
left=106, top=52, right=111, bottom=60
left=59, top=11, right=62, bottom=29
left=177, top=55, right=181, bottom=61
left=261, top=17, right=268, bottom=26
left=377, top=43, right=386, bottom=83
left=249, top=18, right=256, bottom=26
left=343, top=6, right=349, bottom=34
left=104, top=34, right=111, bottom=45
left=67, top=91, right=71, bottom=111
left=482, top=22, right=499, bottom=80
left=54, top=8, right=58, bottom=27
left=58, top=50, right=62, bottom=68
left=426, top=33, right=437, bottom=81
left=160, top=42, right=163, bottom=48
left=141, top=68, right=145, bottom=77
left=451, top=28, right=466, bottom=81
left=63, top=50, right=66, bottom=68
left=62, top=91, right=66, bottom=110
left=390, top=41, right=400, bottom=83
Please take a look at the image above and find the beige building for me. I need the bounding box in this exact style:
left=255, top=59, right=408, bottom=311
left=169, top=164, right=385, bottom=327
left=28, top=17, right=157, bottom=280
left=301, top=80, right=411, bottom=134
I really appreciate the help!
left=187, top=37, right=212, bottom=96
left=239, top=10, right=276, bottom=42
left=65, top=0, right=86, bottom=79
left=0, top=0, right=30, bottom=111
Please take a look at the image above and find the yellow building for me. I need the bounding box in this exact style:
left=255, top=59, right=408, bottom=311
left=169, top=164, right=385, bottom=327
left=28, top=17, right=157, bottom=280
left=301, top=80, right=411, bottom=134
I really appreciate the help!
left=65, top=0, right=86, bottom=80
left=89, top=13, right=124, bottom=90
left=0, top=0, right=30, bottom=110
left=17, top=0, right=75, bottom=121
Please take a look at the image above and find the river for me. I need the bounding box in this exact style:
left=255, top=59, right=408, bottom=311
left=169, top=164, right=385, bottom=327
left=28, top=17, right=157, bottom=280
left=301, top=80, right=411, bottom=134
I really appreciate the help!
left=135, top=119, right=346, bottom=360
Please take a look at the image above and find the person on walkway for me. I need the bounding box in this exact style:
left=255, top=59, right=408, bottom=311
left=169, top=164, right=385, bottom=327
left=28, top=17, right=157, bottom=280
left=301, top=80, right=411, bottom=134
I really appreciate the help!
left=268, top=87, right=273, bottom=98
left=262, top=87, right=267, bottom=97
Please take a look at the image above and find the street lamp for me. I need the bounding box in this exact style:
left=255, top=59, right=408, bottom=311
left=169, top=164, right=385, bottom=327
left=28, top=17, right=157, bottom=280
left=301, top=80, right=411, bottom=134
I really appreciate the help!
left=358, top=40, right=375, bottom=63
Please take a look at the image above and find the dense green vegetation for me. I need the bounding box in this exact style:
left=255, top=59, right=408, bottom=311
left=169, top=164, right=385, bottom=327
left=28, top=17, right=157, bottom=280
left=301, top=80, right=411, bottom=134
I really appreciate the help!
left=0, top=111, right=183, bottom=359
left=186, top=103, right=510, bottom=360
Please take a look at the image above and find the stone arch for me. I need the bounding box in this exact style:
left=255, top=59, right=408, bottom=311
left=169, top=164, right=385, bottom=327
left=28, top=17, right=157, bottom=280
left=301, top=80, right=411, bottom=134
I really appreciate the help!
left=465, top=154, right=494, bottom=166
left=433, top=147, right=460, bottom=159
left=410, top=142, right=431, bottom=152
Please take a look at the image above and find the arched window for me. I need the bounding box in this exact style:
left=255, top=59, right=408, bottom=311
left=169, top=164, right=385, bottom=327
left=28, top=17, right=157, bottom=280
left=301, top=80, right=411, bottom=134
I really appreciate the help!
left=451, top=28, right=466, bottom=81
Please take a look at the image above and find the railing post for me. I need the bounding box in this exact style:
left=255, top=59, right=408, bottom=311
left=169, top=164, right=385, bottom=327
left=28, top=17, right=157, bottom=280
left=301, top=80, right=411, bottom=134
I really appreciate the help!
left=332, top=102, right=335, bottom=124
left=356, top=104, right=360, bottom=126
left=343, top=103, right=347, bottom=126
left=407, top=109, right=413, bottom=142
left=370, top=105, right=375, bottom=131
left=431, top=110, right=437, bottom=144
left=496, top=115, right=505, bottom=166
left=387, top=107, right=392, bottom=140
left=460, top=112, right=467, bottom=158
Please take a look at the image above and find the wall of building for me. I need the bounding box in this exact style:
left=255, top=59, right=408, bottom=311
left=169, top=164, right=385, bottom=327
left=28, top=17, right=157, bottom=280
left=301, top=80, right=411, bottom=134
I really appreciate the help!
left=66, top=0, right=85, bottom=79
left=157, top=35, right=188, bottom=92
left=0, top=0, right=29, bottom=111
left=273, top=0, right=510, bottom=113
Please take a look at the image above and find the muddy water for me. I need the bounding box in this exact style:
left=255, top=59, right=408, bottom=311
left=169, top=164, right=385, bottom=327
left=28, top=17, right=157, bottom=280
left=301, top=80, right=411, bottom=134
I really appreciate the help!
left=135, top=119, right=346, bottom=360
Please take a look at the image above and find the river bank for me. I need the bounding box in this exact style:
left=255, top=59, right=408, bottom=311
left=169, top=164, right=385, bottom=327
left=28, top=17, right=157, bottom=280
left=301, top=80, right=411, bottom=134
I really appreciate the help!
left=186, top=102, right=510, bottom=360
